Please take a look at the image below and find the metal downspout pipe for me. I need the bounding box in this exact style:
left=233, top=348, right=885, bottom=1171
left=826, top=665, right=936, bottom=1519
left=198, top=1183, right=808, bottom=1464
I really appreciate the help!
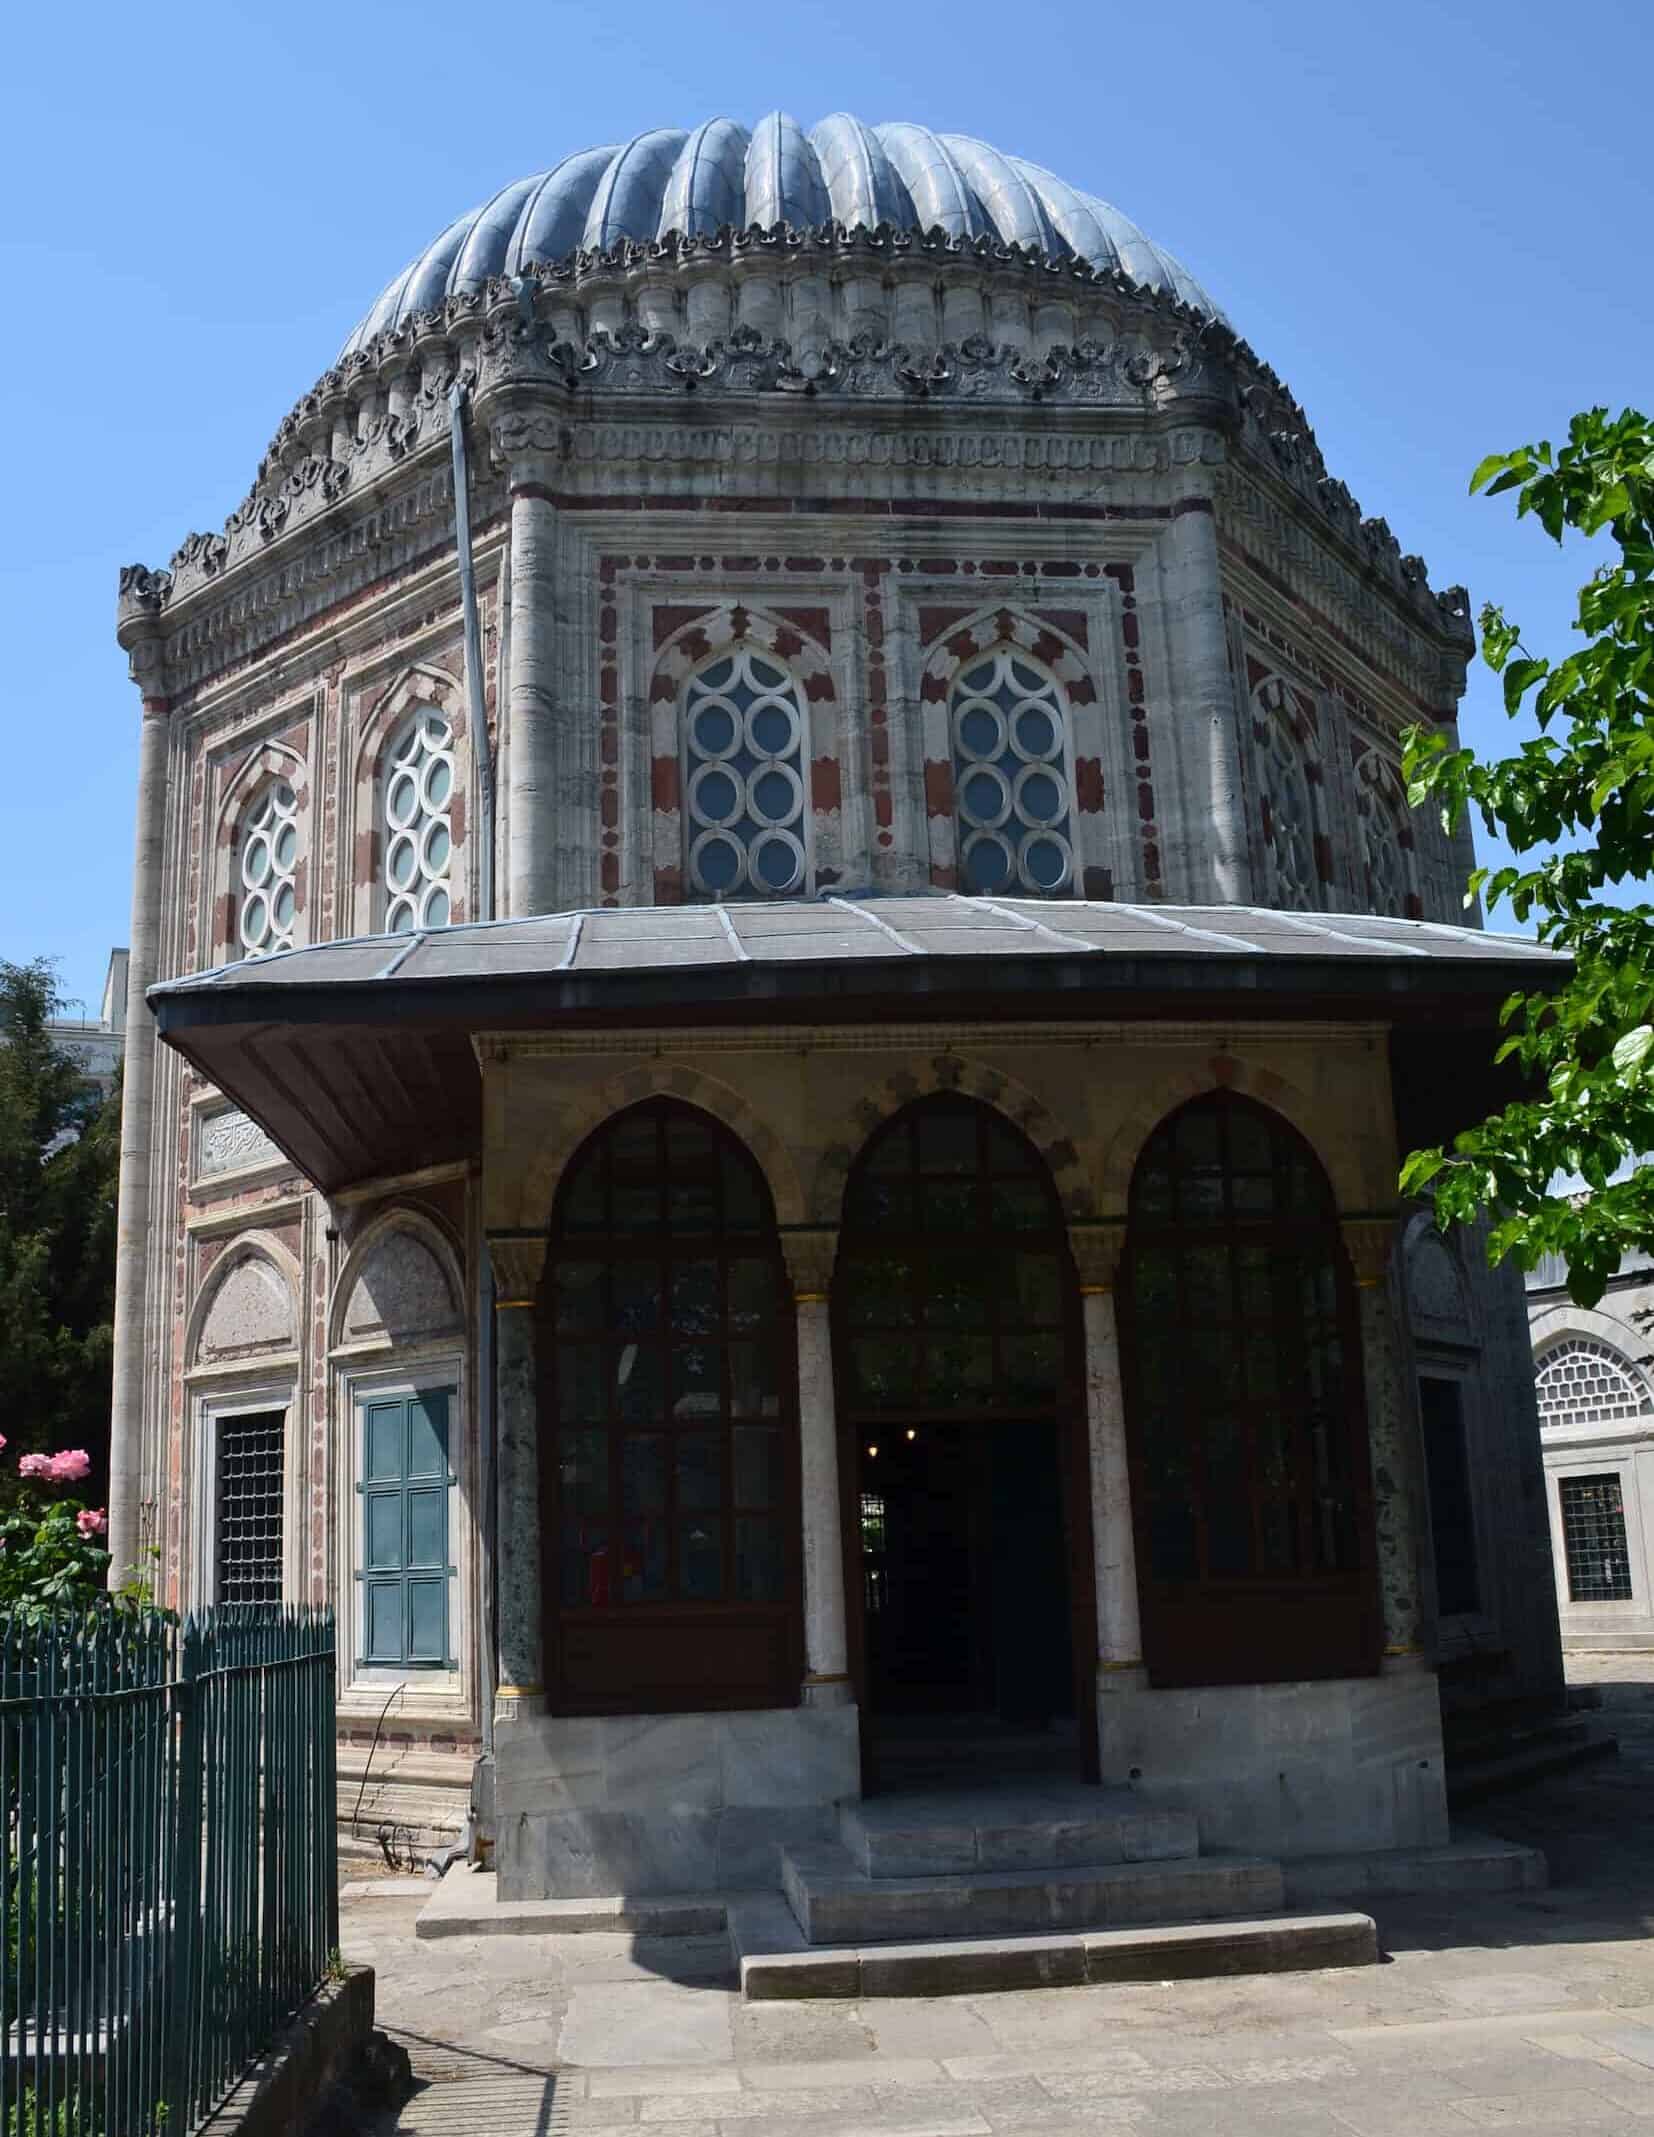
left=449, top=386, right=502, bottom=1786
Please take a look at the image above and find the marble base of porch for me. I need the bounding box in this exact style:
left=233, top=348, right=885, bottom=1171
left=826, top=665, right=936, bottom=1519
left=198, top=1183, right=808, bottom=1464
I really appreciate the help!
left=494, top=1703, right=861, bottom=1900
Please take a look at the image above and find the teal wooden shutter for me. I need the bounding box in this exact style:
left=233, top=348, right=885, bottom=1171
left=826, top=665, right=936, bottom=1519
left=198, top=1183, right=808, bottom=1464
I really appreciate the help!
left=360, top=1390, right=453, bottom=1666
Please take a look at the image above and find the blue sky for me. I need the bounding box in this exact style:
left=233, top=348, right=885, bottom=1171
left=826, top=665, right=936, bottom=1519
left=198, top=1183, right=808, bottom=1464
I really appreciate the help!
left=3, top=0, right=1649, bottom=1016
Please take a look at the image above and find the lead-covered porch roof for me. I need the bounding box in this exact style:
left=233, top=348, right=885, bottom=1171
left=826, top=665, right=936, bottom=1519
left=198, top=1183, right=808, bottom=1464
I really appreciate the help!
left=148, top=894, right=1566, bottom=1196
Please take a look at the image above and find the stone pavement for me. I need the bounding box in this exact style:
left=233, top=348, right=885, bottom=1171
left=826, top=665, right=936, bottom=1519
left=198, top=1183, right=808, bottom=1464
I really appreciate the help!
left=340, top=1696, right=1654, bottom=2136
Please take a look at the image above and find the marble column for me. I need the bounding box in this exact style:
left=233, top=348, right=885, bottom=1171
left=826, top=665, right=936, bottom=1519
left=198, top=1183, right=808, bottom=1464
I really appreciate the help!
left=502, top=469, right=561, bottom=918
left=1071, top=1224, right=1146, bottom=1693
left=489, top=1233, right=550, bottom=1719
left=785, top=1229, right=851, bottom=1707
left=1345, top=1217, right=1430, bottom=1668
left=108, top=588, right=171, bottom=1590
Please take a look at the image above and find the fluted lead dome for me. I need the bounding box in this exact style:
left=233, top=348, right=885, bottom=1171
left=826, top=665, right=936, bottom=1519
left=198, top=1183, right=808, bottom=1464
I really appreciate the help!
left=341, top=113, right=1223, bottom=358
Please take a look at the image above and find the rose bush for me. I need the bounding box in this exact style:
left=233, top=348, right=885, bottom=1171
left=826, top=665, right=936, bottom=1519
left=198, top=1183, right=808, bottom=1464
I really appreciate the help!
left=0, top=1432, right=117, bottom=1618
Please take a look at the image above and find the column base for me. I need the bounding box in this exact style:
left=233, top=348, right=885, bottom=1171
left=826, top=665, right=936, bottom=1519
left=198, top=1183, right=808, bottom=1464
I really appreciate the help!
left=493, top=1685, right=547, bottom=1725
left=802, top=1674, right=854, bottom=1709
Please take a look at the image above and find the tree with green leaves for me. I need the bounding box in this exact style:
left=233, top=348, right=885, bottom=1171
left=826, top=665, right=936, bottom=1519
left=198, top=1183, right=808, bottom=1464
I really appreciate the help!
left=1402, top=406, right=1654, bottom=1306
left=0, top=960, right=120, bottom=1488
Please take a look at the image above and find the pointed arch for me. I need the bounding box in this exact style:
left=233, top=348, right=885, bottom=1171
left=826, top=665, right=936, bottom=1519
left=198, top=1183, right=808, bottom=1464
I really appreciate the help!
left=1099, top=1054, right=1361, bottom=1216
left=915, top=605, right=1113, bottom=897
left=1247, top=666, right=1328, bottom=912
left=809, top=1052, right=1092, bottom=1225
left=347, top=658, right=470, bottom=935
left=329, top=1203, right=466, bottom=1352
left=211, top=734, right=312, bottom=964
left=647, top=604, right=839, bottom=907
left=506, top=1061, right=806, bottom=1237
left=186, top=1231, right=301, bottom=1370
left=1353, top=745, right=1421, bottom=919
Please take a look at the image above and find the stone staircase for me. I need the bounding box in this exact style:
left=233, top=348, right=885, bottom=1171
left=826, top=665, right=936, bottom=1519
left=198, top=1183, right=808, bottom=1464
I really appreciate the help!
left=733, top=1781, right=1377, bottom=1998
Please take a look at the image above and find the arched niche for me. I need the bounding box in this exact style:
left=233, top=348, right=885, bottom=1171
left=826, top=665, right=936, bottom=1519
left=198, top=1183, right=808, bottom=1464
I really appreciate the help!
left=333, top=1211, right=465, bottom=1351
left=189, top=1240, right=299, bottom=1369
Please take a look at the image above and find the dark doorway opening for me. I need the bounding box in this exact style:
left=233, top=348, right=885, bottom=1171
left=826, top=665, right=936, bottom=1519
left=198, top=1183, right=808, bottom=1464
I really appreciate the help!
left=833, top=1095, right=1093, bottom=1791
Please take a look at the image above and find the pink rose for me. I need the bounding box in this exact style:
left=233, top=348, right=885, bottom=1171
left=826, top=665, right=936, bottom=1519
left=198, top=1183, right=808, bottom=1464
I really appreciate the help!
left=17, top=1453, right=51, bottom=1479
left=48, top=1450, right=92, bottom=1483
left=77, top=1508, right=108, bottom=1538
left=0, top=1433, right=6, bottom=1451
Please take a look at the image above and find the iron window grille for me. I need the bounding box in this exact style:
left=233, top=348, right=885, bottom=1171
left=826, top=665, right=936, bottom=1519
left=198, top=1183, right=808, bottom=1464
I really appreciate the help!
left=1560, top=1474, right=1634, bottom=1603
left=214, top=1410, right=285, bottom=1606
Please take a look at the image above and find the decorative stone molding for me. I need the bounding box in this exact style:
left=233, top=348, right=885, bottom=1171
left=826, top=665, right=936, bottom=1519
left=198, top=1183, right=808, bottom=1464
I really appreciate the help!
left=497, top=1060, right=805, bottom=1236
left=808, top=1051, right=1092, bottom=1224
left=1341, top=1216, right=1400, bottom=1287
left=487, top=1233, right=549, bottom=1308
left=197, top=1105, right=283, bottom=1180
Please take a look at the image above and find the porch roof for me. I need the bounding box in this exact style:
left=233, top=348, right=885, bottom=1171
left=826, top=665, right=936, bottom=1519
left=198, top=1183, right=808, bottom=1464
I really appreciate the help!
left=148, top=894, right=1566, bottom=1194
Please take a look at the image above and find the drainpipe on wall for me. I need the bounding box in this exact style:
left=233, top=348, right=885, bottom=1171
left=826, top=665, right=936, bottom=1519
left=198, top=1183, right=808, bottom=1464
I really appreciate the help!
left=107, top=596, right=172, bottom=1590
left=449, top=385, right=503, bottom=1822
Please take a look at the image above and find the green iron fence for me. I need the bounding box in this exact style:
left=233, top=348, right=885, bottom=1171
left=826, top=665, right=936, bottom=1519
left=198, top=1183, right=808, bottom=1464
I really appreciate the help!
left=1, top=1606, right=339, bottom=2136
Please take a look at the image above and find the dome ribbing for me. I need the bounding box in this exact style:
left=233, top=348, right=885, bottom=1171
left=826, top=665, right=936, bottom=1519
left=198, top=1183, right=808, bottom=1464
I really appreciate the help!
left=341, top=113, right=1223, bottom=357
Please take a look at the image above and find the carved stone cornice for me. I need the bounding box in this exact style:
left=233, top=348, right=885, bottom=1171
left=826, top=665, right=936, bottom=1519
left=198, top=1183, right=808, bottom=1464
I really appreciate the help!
left=488, top=1231, right=549, bottom=1307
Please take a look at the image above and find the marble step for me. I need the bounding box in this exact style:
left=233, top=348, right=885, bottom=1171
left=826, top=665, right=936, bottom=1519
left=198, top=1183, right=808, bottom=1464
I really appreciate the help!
left=731, top=1892, right=1376, bottom=2000
left=839, top=1785, right=1198, bottom=1878
left=780, top=1838, right=1284, bottom=1946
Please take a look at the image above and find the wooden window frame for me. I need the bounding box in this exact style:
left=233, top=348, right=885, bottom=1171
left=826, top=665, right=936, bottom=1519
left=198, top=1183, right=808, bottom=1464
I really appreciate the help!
left=1119, top=1091, right=1381, bottom=1689
left=540, top=1100, right=803, bottom=1716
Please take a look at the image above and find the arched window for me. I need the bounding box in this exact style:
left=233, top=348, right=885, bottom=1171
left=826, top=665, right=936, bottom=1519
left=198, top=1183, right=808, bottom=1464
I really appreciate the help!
left=1251, top=675, right=1319, bottom=911
left=236, top=779, right=300, bottom=958
left=382, top=706, right=455, bottom=932
left=683, top=649, right=809, bottom=899
left=1120, top=1091, right=1378, bottom=1686
left=951, top=649, right=1076, bottom=896
left=543, top=1101, right=800, bottom=1712
left=1356, top=755, right=1410, bottom=917
left=1536, top=1338, right=1653, bottom=1428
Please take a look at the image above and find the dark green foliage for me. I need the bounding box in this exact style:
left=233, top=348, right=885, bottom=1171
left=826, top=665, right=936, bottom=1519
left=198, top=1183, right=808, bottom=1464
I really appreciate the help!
left=1402, top=408, right=1654, bottom=1305
left=0, top=962, right=119, bottom=1487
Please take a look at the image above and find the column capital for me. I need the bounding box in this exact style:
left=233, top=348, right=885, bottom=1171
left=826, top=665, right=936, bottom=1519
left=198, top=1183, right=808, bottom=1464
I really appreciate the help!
left=488, top=1230, right=549, bottom=1307
left=780, top=1225, right=838, bottom=1303
left=1069, top=1219, right=1128, bottom=1294
left=1341, top=1215, right=1399, bottom=1287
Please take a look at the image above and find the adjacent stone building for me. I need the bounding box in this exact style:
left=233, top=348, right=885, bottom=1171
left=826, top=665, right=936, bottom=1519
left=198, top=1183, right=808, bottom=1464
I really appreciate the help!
left=111, top=114, right=1565, bottom=1901
left=1528, top=1246, right=1654, bottom=1653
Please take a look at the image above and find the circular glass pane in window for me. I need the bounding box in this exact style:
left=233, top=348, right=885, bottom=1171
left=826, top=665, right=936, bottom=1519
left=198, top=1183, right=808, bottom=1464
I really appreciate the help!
left=691, top=701, right=739, bottom=758
left=691, top=829, right=745, bottom=895
left=962, top=831, right=1014, bottom=892
left=1013, top=705, right=1058, bottom=760
left=424, top=885, right=451, bottom=928
left=387, top=770, right=421, bottom=829
left=423, top=821, right=452, bottom=877
left=388, top=832, right=418, bottom=888
left=1020, top=832, right=1071, bottom=893
left=750, top=765, right=802, bottom=827
left=689, top=764, right=742, bottom=828
left=241, top=833, right=272, bottom=888
left=1015, top=767, right=1065, bottom=825
left=746, top=698, right=799, bottom=760
left=273, top=883, right=296, bottom=930
left=423, top=756, right=453, bottom=809
left=273, top=821, right=298, bottom=870
left=275, top=782, right=296, bottom=813
left=954, top=700, right=1005, bottom=760
left=421, top=710, right=452, bottom=752
left=387, top=896, right=416, bottom=933
left=240, top=892, right=268, bottom=947
left=749, top=830, right=805, bottom=894
left=959, top=765, right=1011, bottom=829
